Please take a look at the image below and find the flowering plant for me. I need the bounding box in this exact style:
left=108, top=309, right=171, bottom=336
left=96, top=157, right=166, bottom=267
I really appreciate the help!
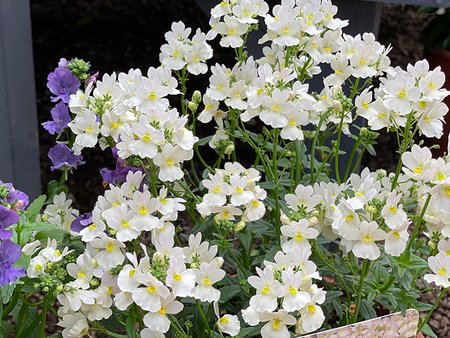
left=2, top=0, right=450, bottom=337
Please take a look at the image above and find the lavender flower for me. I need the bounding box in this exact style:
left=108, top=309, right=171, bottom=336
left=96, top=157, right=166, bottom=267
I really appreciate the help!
left=58, top=58, right=68, bottom=68
left=42, top=102, right=71, bottom=135
left=0, top=239, right=25, bottom=286
left=48, top=144, right=85, bottom=171
left=0, top=205, right=20, bottom=240
left=47, top=67, right=80, bottom=103
left=100, top=148, right=143, bottom=186
left=70, top=213, right=92, bottom=233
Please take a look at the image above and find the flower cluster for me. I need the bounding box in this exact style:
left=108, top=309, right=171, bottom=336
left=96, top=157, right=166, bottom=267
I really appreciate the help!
left=43, top=59, right=86, bottom=171
left=160, top=21, right=213, bottom=75
left=0, top=181, right=28, bottom=286
left=197, top=162, right=267, bottom=224
left=243, top=246, right=324, bottom=337
left=356, top=60, right=449, bottom=137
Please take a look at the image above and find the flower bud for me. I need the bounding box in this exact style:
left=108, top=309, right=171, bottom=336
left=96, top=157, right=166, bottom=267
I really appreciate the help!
left=428, top=240, right=437, bottom=250
left=331, top=85, right=342, bottom=96
left=367, top=205, right=377, bottom=214
left=188, top=101, right=198, bottom=112
left=280, top=214, right=290, bottom=225
left=224, top=144, right=235, bottom=155
left=153, top=252, right=163, bottom=261
left=309, top=216, right=318, bottom=226
left=192, top=90, right=202, bottom=104
left=332, top=100, right=342, bottom=112
left=234, top=221, right=246, bottom=232
left=215, top=257, right=224, bottom=268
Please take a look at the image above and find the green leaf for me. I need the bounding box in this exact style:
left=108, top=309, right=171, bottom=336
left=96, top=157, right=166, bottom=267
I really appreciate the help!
left=236, top=326, right=262, bottom=338
left=35, top=228, right=66, bottom=243
left=421, top=323, right=438, bottom=338
left=126, top=316, right=137, bottom=338
left=24, top=195, right=46, bottom=222
left=0, top=284, right=15, bottom=304
left=360, top=299, right=377, bottom=320
left=197, top=136, right=212, bottom=146
left=409, top=254, right=429, bottom=270
left=219, top=285, right=241, bottom=303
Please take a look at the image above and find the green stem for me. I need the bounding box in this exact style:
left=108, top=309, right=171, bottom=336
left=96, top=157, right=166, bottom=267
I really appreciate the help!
left=400, top=193, right=432, bottom=264
left=343, top=136, right=362, bottom=181
left=272, top=129, right=281, bottom=246
left=196, top=300, right=212, bottom=337
left=39, top=298, right=48, bottom=338
left=90, top=328, right=128, bottom=338
left=352, top=259, right=370, bottom=323
left=334, top=113, right=345, bottom=184
left=417, top=287, right=449, bottom=333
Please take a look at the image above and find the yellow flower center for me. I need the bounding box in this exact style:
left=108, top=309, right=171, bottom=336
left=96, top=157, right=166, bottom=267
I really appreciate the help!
left=257, top=88, right=263, bottom=95
left=159, top=308, right=166, bottom=315
left=139, top=207, right=147, bottom=215
left=363, top=234, right=373, bottom=244
left=173, top=273, right=182, bottom=281
left=289, top=120, right=297, bottom=126
left=121, top=220, right=130, bottom=228
left=295, top=233, right=304, bottom=242
left=418, top=101, right=427, bottom=109
left=213, top=186, right=221, bottom=193
left=345, top=214, right=354, bottom=222
left=166, top=159, right=175, bottom=167
left=362, top=103, right=369, bottom=109
left=261, top=286, right=270, bottom=295
left=55, top=249, right=62, bottom=256
left=35, top=264, right=43, bottom=271
left=393, top=231, right=401, bottom=239
left=283, top=27, right=289, bottom=34
left=88, top=223, right=96, bottom=230
left=272, top=319, right=281, bottom=330
left=106, top=242, right=114, bottom=252
left=445, top=186, right=450, bottom=197
left=289, top=287, right=297, bottom=295
left=129, top=269, right=136, bottom=277
left=446, top=250, right=450, bottom=256
left=220, top=316, right=229, bottom=324
left=438, top=267, right=447, bottom=276
left=111, top=122, right=120, bottom=129
left=142, top=134, right=151, bottom=142
left=437, top=172, right=446, bottom=181
left=251, top=200, right=259, bottom=207
left=414, top=166, right=423, bottom=174
left=107, top=286, right=113, bottom=295
left=272, top=104, right=281, bottom=112
left=397, top=90, right=407, bottom=98
left=202, top=278, right=212, bottom=286
left=389, top=206, right=397, bottom=214
left=147, top=285, right=156, bottom=294
left=77, top=271, right=86, bottom=279
left=308, top=304, right=316, bottom=313
left=236, top=187, right=244, bottom=194
left=149, top=92, right=157, bottom=101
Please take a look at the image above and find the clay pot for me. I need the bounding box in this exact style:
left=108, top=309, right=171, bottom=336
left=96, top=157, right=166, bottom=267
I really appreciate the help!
left=425, top=49, right=450, bottom=157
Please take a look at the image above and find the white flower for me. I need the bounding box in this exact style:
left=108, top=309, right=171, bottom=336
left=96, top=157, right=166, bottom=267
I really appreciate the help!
left=281, top=219, right=319, bottom=252
left=424, top=252, right=450, bottom=288
left=153, top=144, right=189, bottom=182
left=166, top=259, right=196, bottom=297
left=349, top=221, right=386, bottom=260
left=202, top=173, right=230, bottom=206
left=103, top=203, right=139, bottom=242
left=297, top=287, right=326, bottom=334
left=402, top=145, right=433, bottom=180
left=58, top=313, right=89, bottom=338
left=128, top=190, right=160, bottom=232
left=285, top=184, right=321, bottom=213
left=229, top=174, right=254, bottom=206
left=384, top=221, right=409, bottom=257
left=90, top=235, right=125, bottom=269
left=381, top=191, right=408, bottom=230
left=260, top=89, right=293, bottom=128
left=132, top=273, right=170, bottom=312
left=69, top=110, right=100, bottom=154
left=280, top=268, right=311, bottom=312
left=215, top=15, right=248, bottom=48
left=418, top=102, right=447, bottom=138
left=27, top=255, right=47, bottom=278
left=67, top=253, right=94, bottom=290
left=259, top=310, right=296, bottom=338
left=117, top=253, right=141, bottom=293
left=143, top=294, right=184, bottom=333
left=214, top=302, right=241, bottom=336
left=248, top=267, right=281, bottom=312
left=193, top=261, right=226, bottom=302
left=127, top=117, right=165, bottom=159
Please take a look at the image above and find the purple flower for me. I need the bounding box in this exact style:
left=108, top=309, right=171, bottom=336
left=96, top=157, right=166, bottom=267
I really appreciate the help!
left=47, top=67, right=80, bottom=103
left=0, top=205, right=20, bottom=240
left=58, top=58, right=68, bottom=68
left=0, top=239, right=25, bottom=286
left=100, top=148, right=143, bottom=186
left=48, top=144, right=85, bottom=171
left=42, top=102, right=71, bottom=135
left=70, top=213, right=92, bottom=233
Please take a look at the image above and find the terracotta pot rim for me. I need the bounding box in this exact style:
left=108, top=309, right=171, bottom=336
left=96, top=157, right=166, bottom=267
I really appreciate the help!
left=425, top=49, right=450, bottom=60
